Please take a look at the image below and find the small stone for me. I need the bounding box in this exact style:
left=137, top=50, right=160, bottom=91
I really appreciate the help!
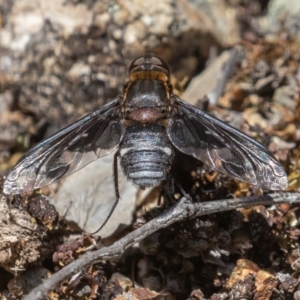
left=109, top=272, right=133, bottom=290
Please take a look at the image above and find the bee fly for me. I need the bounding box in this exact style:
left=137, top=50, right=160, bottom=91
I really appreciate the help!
left=3, top=53, right=288, bottom=216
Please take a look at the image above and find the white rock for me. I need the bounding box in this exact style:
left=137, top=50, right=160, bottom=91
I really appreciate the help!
left=53, top=152, right=138, bottom=237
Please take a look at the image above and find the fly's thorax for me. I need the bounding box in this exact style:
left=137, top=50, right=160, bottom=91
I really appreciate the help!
left=123, top=79, right=170, bottom=123
left=119, top=124, right=175, bottom=188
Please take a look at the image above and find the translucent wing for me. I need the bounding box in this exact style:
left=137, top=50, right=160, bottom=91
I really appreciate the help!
left=167, top=96, right=288, bottom=190
left=4, top=98, right=125, bottom=194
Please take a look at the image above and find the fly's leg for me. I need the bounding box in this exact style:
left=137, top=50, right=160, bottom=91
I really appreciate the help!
left=92, top=152, right=120, bottom=235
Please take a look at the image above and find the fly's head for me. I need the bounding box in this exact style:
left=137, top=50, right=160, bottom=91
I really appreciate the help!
left=128, top=53, right=171, bottom=82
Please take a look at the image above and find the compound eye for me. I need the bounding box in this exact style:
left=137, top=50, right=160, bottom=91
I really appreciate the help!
left=128, top=57, right=145, bottom=72
left=148, top=56, right=170, bottom=73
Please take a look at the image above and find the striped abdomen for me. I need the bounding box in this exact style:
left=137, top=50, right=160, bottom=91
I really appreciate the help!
left=120, top=124, right=174, bottom=188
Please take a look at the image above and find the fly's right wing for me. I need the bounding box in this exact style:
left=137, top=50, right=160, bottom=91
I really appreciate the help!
left=167, top=96, right=288, bottom=190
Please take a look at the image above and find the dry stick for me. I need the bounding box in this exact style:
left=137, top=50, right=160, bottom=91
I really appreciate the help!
left=24, top=192, right=300, bottom=300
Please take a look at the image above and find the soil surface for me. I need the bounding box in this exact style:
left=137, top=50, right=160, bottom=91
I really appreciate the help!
left=0, top=0, right=300, bottom=299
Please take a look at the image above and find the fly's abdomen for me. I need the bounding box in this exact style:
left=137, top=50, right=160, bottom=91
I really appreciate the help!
left=120, top=124, right=174, bottom=188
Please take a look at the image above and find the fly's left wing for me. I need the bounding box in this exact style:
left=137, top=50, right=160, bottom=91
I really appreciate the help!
left=3, top=98, right=124, bottom=195
left=167, top=96, right=288, bottom=190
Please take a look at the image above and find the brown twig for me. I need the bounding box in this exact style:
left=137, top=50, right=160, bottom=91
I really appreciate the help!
left=24, top=192, right=300, bottom=300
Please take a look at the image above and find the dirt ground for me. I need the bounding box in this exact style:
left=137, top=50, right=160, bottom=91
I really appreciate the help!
left=1, top=0, right=300, bottom=299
